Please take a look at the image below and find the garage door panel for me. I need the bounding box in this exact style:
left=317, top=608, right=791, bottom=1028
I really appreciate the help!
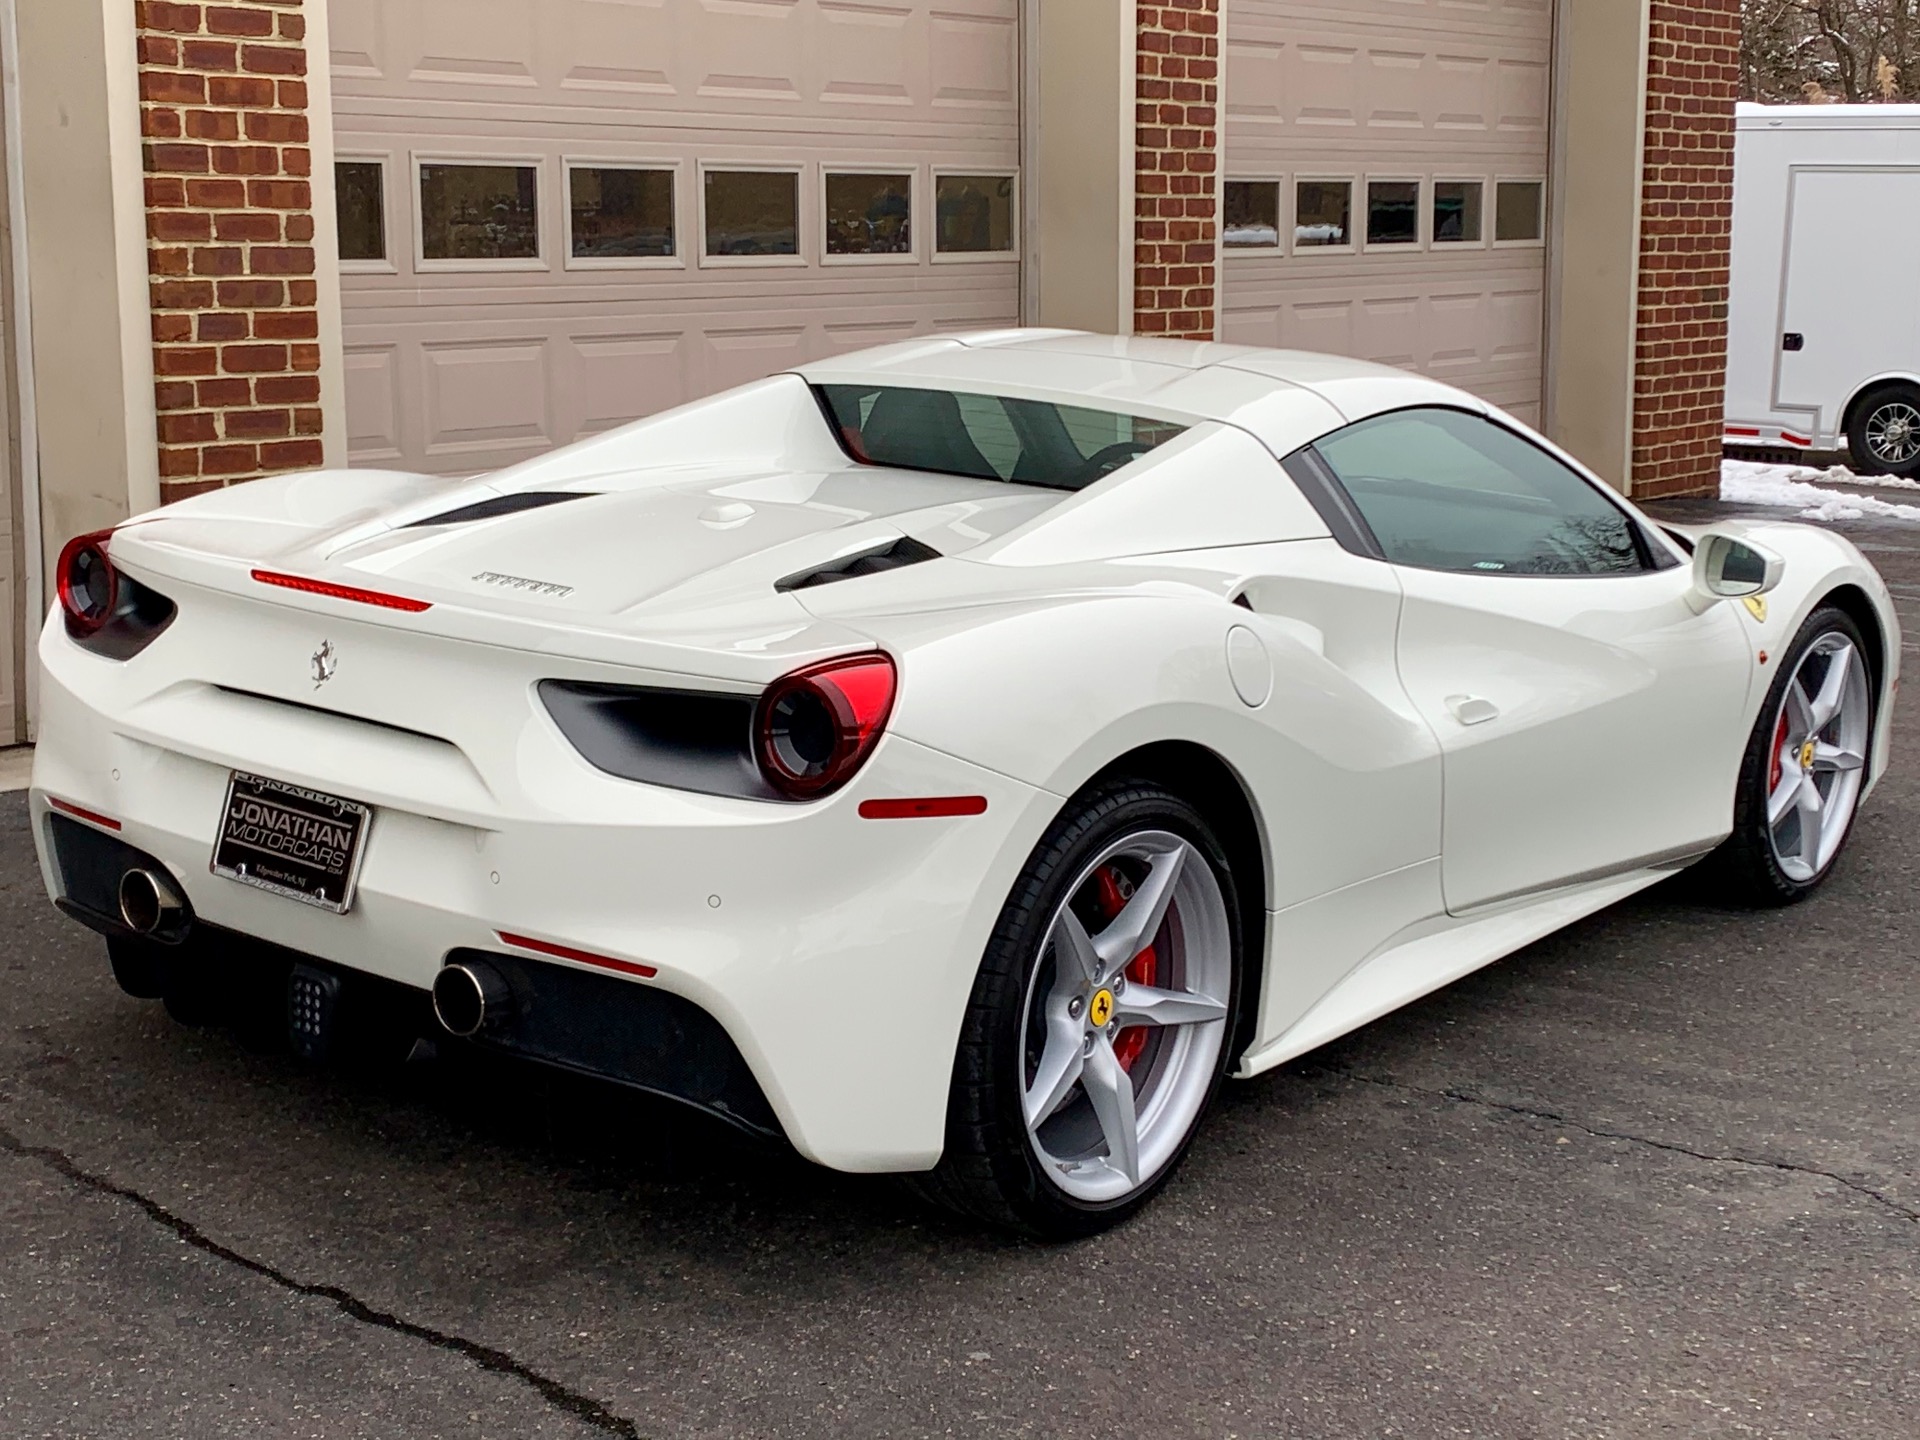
left=343, top=346, right=404, bottom=465
left=421, top=340, right=554, bottom=457
left=338, top=0, right=1018, bottom=473
left=928, top=8, right=1017, bottom=108
left=566, top=333, right=694, bottom=437
left=1225, top=0, right=1551, bottom=419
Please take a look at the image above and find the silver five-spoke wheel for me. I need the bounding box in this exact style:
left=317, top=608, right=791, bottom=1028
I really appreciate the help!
left=1019, top=830, right=1232, bottom=1204
left=1765, top=631, right=1870, bottom=883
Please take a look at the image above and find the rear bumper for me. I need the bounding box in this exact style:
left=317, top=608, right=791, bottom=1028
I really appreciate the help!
left=33, top=619, right=1060, bottom=1173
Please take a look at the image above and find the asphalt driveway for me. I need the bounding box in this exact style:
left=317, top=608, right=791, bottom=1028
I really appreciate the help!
left=3, top=498, right=1916, bottom=1439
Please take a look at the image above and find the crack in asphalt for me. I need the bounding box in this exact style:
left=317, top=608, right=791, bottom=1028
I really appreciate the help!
left=0, top=1121, right=644, bottom=1438
left=1327, top=1068, right=1920, bottom=1226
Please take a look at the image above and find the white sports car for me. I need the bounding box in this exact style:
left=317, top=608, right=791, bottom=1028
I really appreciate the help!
left=33, top=332, right=1899, bottom=1236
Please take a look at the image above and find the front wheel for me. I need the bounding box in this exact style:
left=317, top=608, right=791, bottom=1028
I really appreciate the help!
left=1708, top=606, right=1875, bottom=905
left=914, top=782, right=1242, bottom=1238
left=1846, top=383, right=1920, bottom=478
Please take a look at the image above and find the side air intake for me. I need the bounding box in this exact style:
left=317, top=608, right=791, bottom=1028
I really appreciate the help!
left=774, top=536, right=941, bottom=593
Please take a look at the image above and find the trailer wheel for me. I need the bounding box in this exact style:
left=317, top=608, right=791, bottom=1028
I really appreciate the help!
left=1846, top=383, right=1920, bottom=478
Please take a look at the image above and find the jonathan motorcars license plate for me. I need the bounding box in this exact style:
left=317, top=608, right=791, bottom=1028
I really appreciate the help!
left=212, top=772, right=371, bottom=914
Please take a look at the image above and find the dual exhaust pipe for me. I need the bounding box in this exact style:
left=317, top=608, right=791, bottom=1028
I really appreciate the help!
left=118, top=866, right=514, bottom=1040
left=118, top=868, right=189, bottom=943
left=431, top=959, right=514, bottom=1038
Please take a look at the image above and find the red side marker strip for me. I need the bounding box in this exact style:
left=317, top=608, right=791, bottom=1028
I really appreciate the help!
left=497, top=931, right=658, bottom=979
left=252, top=569, right=433, bottom=613
left=1726, top=426, right=1761, bottom=438
left=1781, top=431, right=1811, bottom=447
left=48, top=796, right=123, bottom=832
left=858, top=796, right=989, bottom=820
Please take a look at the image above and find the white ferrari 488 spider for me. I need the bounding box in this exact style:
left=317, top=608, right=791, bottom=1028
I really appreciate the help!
left=33, top=331, right=1899, bottom=1236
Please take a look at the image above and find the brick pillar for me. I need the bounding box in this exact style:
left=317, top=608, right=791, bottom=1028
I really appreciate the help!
left=1134, top=1, right=1220, bottom=340
left=1630, top=0, right=1740, bottom=499
left=136, top=0, right=323, bottom=504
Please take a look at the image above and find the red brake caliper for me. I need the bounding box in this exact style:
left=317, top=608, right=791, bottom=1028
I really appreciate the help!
left=1770, top=710, right=1790, bottom=793
left=1096, top=867, right=1160, bottom=1072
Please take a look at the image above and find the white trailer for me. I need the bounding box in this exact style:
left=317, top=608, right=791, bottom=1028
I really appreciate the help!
left=1726, top=102, right=1920, bottom=476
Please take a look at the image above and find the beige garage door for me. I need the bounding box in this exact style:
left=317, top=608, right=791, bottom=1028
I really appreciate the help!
left=329, top=0, right=1021, bottom=475
left=1221, top=0, right=1553, bottom=424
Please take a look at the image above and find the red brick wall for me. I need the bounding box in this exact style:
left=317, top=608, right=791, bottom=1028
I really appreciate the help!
left=1631, top=0, right=1740, bottom=499
left=137, top=0, right=323, bottom=504
left=1135, top=1, right=1220, bottom=339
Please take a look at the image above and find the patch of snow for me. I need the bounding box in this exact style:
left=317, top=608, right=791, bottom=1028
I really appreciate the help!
left=1720, top=458, right=1920, bottom=522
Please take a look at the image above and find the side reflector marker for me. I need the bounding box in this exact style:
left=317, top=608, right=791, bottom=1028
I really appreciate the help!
left=858, top=796, right=989, bottom=820
left=252, top=569, right=433, bottom=613
left=48, top=796, right=124, bottom=832
left=496, top=931, right=658, bottom=979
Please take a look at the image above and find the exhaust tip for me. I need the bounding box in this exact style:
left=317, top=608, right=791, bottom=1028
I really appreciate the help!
left=432, top=960, right=512, bottom=1039
left=118, top=868, right=185, bottom=939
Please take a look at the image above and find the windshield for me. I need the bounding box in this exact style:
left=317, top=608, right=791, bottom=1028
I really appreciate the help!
left=815, top=384, right=1189, bottom=491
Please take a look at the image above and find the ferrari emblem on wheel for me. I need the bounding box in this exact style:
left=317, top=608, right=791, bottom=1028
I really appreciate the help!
left=1088, top=988, right=1114, bottom=1028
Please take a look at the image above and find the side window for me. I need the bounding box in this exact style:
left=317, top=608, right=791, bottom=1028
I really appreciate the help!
left=1312, top=408, right=1649, bottom=577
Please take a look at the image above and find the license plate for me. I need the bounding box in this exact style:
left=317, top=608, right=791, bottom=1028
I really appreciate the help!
left=212, top=772, right=371, bottom=914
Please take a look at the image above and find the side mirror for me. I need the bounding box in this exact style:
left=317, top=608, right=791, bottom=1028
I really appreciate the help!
left=1693, top=532, right=1784, bottom=600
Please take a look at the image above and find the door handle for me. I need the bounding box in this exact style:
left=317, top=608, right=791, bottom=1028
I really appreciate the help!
left=1445, top=694, right=1500, bottom=726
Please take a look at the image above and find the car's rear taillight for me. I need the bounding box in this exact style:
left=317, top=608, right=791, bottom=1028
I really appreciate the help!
left=55, top=528, right=177, bottom=659
left=57, top=530, right=118, bottom=637
left=755, top=654, right=897, bottom=799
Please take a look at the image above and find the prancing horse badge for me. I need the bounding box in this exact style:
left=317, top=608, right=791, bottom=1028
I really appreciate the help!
left=311, top=639, right=338, bottom=689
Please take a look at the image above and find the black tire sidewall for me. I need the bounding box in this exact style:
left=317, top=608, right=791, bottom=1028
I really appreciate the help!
left=965, top=783, right=1242, bottom=1237
left=1847, top=384, right=1920, bottom=478
left=1730, top=606, right=1873, bottom=902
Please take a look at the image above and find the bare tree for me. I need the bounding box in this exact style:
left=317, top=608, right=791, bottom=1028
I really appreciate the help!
left=1743, top=0, right=1919, bottom=103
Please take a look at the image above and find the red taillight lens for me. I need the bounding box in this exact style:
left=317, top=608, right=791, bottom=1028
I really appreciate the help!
left=57, top=530, right=119, bottom=636
left=755, top=653, right=897, bottom=799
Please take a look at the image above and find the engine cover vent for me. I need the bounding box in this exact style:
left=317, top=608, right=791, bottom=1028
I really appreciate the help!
left=774, top=536, right=941, bottom=593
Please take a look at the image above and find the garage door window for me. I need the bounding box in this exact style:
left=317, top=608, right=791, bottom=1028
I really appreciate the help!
left=824, top=171, right=913, bottom=260
left=1495, top=180, right=1546, bottom=245
left=1294, top=180, right=1352, bottom=250
left=934, top=172, right=1015, bottom=257
left=703, top=168, right=801, bottom=262
left=1432, top=180, right=1484, bottom=245
left=336, top=160, right=387, bottom=266
left=1366, top=180, right=1421, bottom=248
left=568, top=166, right=676, bottom=265
left=1312, top=408, right=1649, bottom=576
left=418, top=162, right=541, bottom=265
left=1223, top=180, right=1281, bottom=249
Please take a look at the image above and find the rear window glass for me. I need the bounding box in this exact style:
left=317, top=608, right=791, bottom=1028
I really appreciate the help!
left=815, top=384, right=1188, bottom=491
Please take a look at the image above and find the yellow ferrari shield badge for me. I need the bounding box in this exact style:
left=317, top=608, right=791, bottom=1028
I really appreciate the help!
left=1089, top=988, right=1115, bottom=1028
left=1742, top=595, right=1768, bottom=622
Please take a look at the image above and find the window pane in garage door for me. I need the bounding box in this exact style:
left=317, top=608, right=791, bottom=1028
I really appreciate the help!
left=570, top=169, right=674, bottom=260
left=934, top=174, right=1015, bottom=254
left=1223, top=181, right=1280, bottom=249
left=825, top=173, right=913, bottom=257
left=335, top=162, right=386, bottom=263
left=419, top=164, right=540, bottom=262
left=1433, top=182, right=1484, bottom=245
left=704, top=171, right=799, bottom=258
left=1224, top=0, right=1554, bottom=424
left=332, top=0, right=1021, bottom=476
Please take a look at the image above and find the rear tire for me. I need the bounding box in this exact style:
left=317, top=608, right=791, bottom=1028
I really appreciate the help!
left=1846, top=383, right=1920, bottom=478
left=913, top=780, right=1242, bottom=1239
left=1705, top=606, right=1874, bottom=906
